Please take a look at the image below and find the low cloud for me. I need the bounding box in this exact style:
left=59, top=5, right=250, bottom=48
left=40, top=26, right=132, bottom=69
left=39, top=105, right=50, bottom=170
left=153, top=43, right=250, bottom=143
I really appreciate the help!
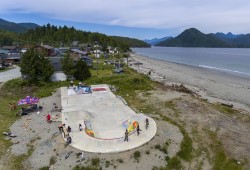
left=1, top=0, right=250, bottom=34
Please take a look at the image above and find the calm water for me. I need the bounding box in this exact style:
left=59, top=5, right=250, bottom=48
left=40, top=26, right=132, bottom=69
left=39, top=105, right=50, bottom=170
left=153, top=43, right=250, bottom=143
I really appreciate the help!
left=132, top=47, right=250, bottom=78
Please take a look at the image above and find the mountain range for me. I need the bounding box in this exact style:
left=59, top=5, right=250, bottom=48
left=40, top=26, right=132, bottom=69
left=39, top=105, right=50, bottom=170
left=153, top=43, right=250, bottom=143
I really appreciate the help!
left=155, top=28, right=250, bottom=48
left=1, top=17, right=250, bottom=48
left=144, top=36, right=172, bottom=46
left=0, top=18, right=40, bottom=33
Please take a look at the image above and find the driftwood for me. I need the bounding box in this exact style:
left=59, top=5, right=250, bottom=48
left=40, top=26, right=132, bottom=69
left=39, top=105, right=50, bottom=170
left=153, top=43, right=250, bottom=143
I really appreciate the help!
left=168, top=83, right=194, bottom=95
left=221, top=103, right=233, bottom=108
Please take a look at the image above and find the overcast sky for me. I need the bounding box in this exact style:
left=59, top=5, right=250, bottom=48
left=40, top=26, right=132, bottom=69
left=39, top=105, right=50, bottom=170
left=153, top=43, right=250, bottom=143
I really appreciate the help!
left=1, top=0, right=250, bottom=39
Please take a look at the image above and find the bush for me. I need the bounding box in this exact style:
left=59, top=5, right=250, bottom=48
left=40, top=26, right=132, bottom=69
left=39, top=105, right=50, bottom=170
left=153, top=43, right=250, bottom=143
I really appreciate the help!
left=133, top=151, right=141, bottom=162
left=167, top=156, right=182, bottom=170
left=91, top=158, right=100, bottom=167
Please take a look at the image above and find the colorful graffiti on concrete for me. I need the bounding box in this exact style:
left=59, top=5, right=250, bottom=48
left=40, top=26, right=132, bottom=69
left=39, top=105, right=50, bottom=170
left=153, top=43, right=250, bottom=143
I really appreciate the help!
left=122, top=120, right=138, bottom=133
left=84, top=120, right=95, bottom=137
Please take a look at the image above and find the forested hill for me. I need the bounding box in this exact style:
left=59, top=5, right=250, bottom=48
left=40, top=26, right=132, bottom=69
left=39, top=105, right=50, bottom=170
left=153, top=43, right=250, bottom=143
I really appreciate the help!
left=111, top=36, right=150, bottom=48
left=0, top=18, right=149, bottom=49
left=0, top=18, right=39, bottom=33
left=18, top=24, right=148, bottom=50
left=156, top=28, right=229, bottom=47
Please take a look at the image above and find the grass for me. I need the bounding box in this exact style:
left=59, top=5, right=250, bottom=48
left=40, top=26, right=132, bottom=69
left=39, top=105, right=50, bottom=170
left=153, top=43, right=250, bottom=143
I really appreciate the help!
left=133, top=151, right=141, bottom=162
left=0, top=67, right=14, bottom=73
left=205, top=130, right=244, bottom=170
left=177, top=127, right=193, bottom=161
left=213, top=104, right=239, bottom=116
left=117, top=158, right=124, bottom=163
left=159, top=114, right=193, bottom=162
left=39, top=167, right=50, bottom=170
left=164, top=100, right=176, bottom=111
left=154, top=142, right=168, bottom=154
left=91, top=157, right=100, bottom=167
left=166, top=156, right=182, bottom=170
left=73, top=165, right=99, bottom=170
left=49, top=156, right=56, bottom=166
left=105, top=160, right=111, bottom=168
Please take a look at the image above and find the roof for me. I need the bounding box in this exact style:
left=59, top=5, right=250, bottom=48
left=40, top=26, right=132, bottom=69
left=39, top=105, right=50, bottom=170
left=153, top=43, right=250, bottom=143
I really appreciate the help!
left=0, top=49, right=8, bottom=54
left=6, top=54, right=20, bottom=59
left=80, top=56, right=92, bottom=60
left=2, top=46, right=17, bottom=50
left=71, top=49, right=87, bottom=55
left=41, top=45, right=53, bottom=50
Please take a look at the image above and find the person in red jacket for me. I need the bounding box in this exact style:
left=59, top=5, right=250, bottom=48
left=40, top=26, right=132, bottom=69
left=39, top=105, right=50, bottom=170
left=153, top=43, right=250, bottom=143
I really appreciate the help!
left=46, top=114, right=51, bottom=123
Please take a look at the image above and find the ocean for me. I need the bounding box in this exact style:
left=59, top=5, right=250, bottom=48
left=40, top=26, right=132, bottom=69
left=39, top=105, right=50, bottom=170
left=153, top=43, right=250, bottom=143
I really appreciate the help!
left=132, top=47, right=250, bottom=78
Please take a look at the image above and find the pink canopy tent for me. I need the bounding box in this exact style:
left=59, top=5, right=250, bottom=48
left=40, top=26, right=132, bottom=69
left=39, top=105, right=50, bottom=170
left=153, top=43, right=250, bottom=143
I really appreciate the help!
left=18, top=96, right=39, bottom=105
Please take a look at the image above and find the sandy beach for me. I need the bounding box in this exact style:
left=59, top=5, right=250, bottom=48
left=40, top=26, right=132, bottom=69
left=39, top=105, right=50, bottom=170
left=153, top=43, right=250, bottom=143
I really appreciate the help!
left=129, top=53, right=250, bottom=112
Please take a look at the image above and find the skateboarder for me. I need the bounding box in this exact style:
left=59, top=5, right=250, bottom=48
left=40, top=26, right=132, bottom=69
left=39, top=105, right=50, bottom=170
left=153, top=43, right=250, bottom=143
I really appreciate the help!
left=124, top=129, right=129, bottom=142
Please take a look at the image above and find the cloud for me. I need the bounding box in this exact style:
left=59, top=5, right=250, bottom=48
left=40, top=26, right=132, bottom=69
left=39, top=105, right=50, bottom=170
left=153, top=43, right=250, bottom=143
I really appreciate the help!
left=1, top=0, right=250, bottom=33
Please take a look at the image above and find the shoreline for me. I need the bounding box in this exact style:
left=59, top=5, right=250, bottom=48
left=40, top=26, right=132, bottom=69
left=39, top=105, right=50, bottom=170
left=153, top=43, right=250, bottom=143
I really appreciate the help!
left=129, top=52, right=250, bottom=112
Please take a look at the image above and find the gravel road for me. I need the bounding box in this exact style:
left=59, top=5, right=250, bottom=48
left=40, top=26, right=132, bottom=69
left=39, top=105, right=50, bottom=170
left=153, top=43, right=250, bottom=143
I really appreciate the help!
left=0, top=66, right=21, bottom=83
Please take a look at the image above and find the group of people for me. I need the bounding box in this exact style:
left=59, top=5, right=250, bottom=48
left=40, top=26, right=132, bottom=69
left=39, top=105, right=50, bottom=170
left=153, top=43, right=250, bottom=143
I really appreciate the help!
left=57, top=123, right=84, bottom=146
left=124, top=118, right=149, bottom=142
left=58, top=124, right=72, bottom=145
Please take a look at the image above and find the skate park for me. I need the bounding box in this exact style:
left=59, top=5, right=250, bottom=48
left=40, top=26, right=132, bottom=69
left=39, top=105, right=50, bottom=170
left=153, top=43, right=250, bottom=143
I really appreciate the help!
left=60, top=84, right=157, bottom=153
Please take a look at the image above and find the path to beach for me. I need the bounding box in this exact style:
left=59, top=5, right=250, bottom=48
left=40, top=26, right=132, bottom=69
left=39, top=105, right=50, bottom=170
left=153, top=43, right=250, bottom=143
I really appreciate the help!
left=0, top=65, right=21, bottom=83
left=130, top=53, right=250, bottom=112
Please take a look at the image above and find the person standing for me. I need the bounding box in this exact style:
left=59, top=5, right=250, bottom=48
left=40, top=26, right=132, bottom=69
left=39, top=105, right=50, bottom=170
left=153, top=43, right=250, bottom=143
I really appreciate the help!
left=63, top=124, right=69, bottom=138
left=137, top=124, right=142, bottom=136
left=46, top=114, right=51, bottom=123
left=13, top=102, right=17, bottom=110
left=145, top=118, right=149, bottom=130
left=8, top=103, right=13, bottom=112
left=67, top=126, right=72, bottom=133
left=79, top=124, right=83, bottom=131
left=124, top=129, right=129, bottom=142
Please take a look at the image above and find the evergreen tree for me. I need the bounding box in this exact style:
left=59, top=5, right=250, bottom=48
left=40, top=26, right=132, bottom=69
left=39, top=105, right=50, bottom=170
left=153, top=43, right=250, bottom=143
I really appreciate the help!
left=73, top=59, right=91, bottom=81
left=20, top=48, right=54, bottom=84
left=61, top=52, right=74, bottom=79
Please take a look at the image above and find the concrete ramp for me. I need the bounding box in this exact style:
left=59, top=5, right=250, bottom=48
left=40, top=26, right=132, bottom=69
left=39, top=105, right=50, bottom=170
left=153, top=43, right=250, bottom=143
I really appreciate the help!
left=61, top=85, right=157, bottom=153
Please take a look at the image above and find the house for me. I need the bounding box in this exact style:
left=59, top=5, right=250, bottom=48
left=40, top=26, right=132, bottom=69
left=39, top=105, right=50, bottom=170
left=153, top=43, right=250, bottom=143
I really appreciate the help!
left=36, top=45, right=54, bottom=56
left=0, top=49, right=8, bottom=65
left=69, top=49, right=88, bottom=61
left=5, top=53, right=21, bottom=64
left=1, top=46, right=19, bottom=53
left=68, top=48, right=92, bottom=67
left=72, top=41, right=79, bottom=47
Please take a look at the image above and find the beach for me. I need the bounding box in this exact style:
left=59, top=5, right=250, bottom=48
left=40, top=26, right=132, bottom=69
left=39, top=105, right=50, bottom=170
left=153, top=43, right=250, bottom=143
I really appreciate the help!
left=129, top=53, right=250, bottom=112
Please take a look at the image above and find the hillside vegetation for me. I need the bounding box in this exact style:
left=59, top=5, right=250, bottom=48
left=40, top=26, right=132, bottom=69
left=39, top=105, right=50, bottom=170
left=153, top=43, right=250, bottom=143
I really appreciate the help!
left=0, top=18, right=149, bottom=49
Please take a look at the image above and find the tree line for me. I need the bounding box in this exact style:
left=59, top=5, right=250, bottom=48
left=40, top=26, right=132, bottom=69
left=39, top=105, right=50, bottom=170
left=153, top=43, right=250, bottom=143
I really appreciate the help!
left=0, top=24, right=149, bottom=51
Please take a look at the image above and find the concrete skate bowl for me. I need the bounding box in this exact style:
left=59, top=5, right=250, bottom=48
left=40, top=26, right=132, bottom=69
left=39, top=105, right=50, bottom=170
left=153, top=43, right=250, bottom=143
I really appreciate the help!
left=84, top=120, right=139, bottom=140
left=61, top=85, right=157, bottom=153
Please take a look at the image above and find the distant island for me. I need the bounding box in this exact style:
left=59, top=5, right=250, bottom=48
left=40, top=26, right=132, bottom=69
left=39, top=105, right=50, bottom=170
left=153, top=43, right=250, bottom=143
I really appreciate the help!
left=146, top=28, right=250, bottom=48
